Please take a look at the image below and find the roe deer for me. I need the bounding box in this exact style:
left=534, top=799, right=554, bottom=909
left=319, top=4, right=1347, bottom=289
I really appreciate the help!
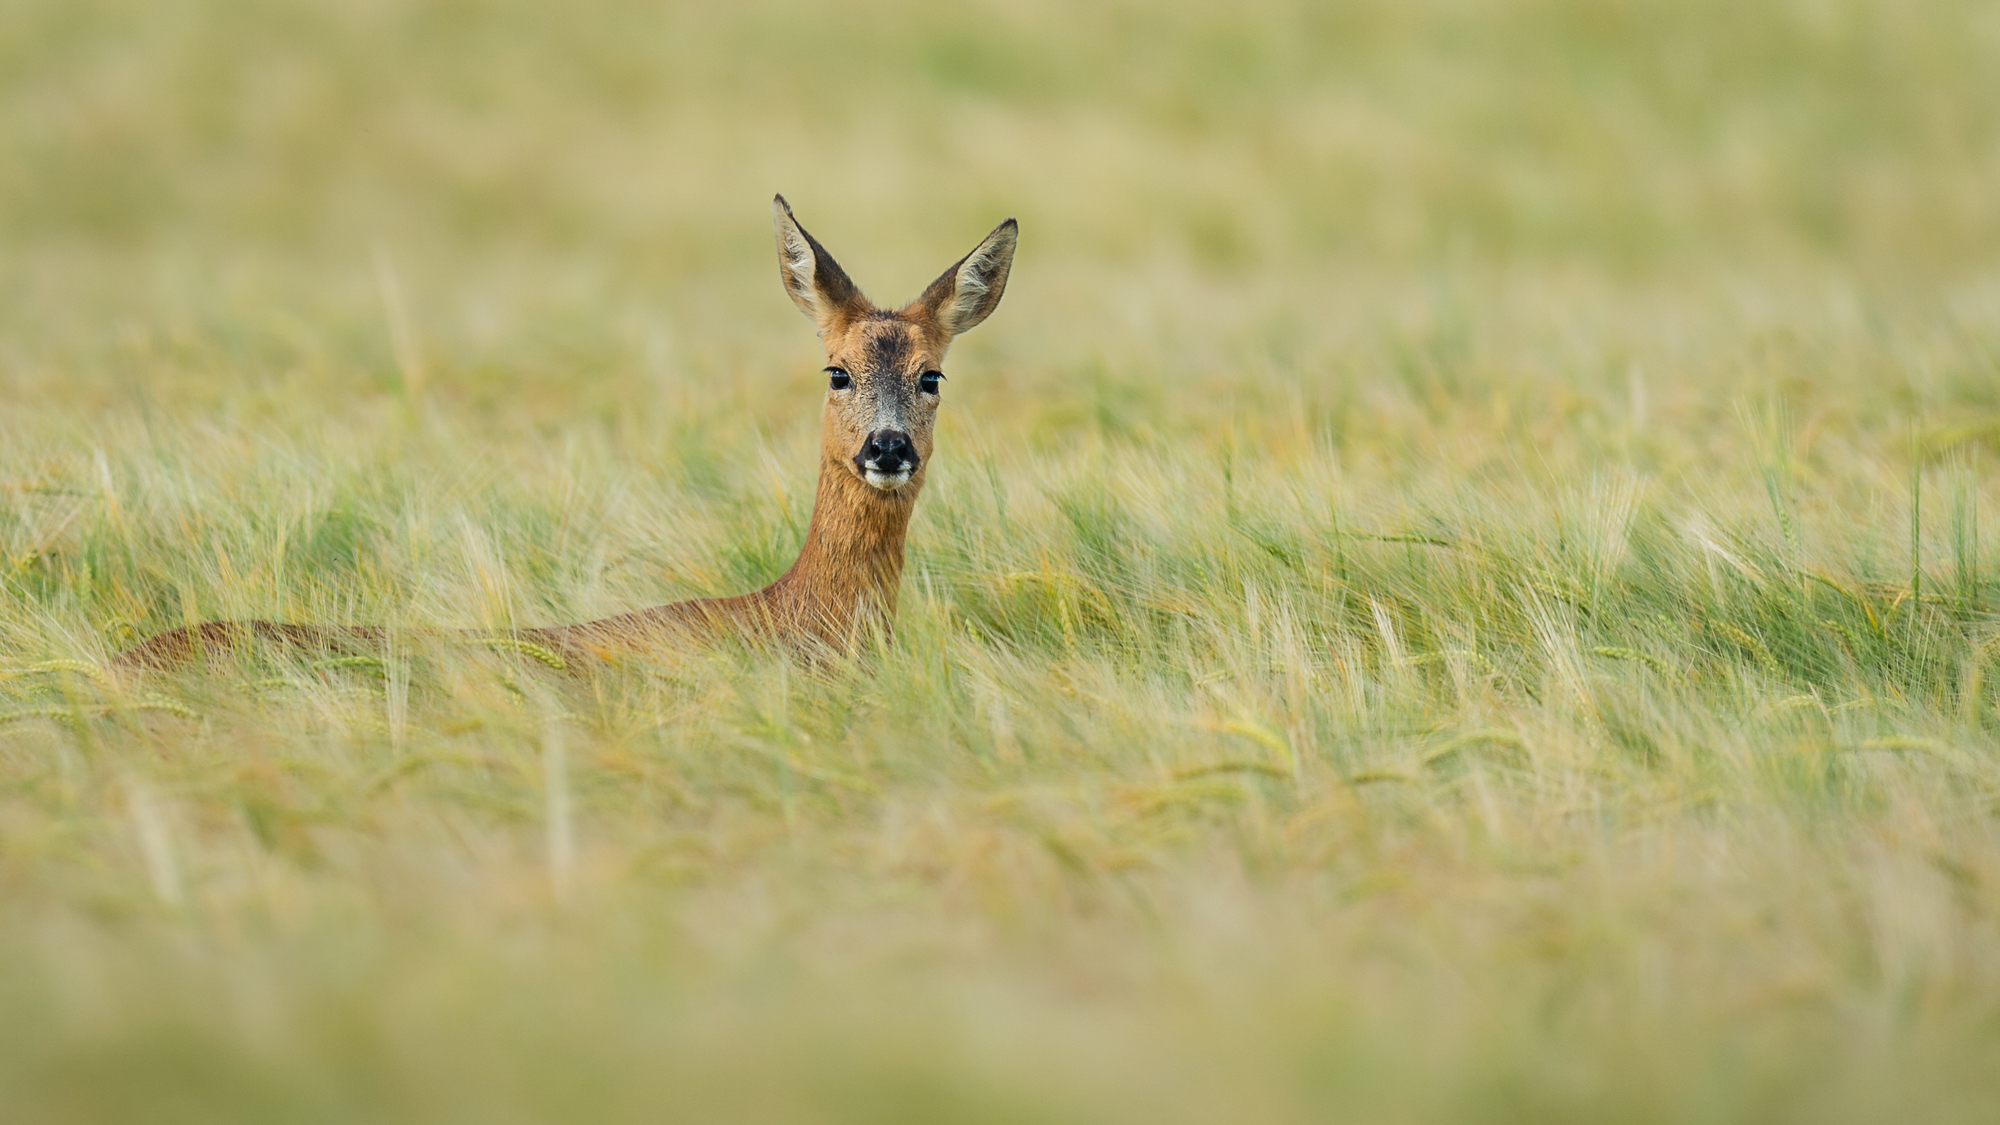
left=114, top=196, right=1017, bottom=671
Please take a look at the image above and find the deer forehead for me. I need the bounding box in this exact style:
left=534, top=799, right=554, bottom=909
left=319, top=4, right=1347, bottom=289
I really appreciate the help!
left=827, top=315, right=941, bottom=376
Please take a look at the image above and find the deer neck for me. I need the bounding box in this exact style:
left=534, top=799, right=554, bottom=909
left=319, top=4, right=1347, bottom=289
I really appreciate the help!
left=764, top=453, right=922, bottom=637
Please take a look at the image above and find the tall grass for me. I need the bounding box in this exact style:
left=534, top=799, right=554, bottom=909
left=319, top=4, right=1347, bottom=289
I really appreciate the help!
left=4, top=1, right=2000, bottom=1121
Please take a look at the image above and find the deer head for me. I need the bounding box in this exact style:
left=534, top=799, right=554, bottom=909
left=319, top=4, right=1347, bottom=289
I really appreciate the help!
left=772, top=195, right=1017, bottom=496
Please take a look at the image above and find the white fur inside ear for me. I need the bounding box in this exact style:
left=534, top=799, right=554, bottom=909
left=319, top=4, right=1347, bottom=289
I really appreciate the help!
left=946, top=256, right=994, bottom=329
left=941, top=231, right=1014, bottom=333
left=778, top=222, right=816, bottom=306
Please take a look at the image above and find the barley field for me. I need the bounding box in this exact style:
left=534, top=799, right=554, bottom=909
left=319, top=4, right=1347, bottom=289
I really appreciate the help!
left=4, top=1, right=2000, bottom=1121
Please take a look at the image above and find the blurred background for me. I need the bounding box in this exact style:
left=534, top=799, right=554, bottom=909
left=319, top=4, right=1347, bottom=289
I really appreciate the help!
left=8, top=0, right=1996, bottom=264
left=4, top=0, right=1996, bottom=434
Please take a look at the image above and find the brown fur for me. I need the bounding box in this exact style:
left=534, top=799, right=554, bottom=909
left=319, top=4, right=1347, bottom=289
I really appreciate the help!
left=112, top=197, right=1016, bottom=672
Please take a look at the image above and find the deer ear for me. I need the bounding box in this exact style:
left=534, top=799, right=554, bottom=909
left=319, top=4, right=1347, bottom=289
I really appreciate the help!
left=772, top=194, right=865, bottom=332
left=914, top=218, right=1017, bottom=337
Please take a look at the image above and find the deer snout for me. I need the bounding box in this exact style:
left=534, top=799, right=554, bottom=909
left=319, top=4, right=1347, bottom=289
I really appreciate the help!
left=855, top=429, right=919, bottom=490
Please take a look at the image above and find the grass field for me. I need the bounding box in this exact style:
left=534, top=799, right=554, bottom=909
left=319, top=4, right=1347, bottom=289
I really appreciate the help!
left=5, top=1, right=2000, bottom=1121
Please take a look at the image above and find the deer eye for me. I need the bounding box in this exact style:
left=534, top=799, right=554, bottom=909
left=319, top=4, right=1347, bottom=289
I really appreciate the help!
left=827, top=367, right=851, bottom=390
left=919, top=371, right=943, bottom=396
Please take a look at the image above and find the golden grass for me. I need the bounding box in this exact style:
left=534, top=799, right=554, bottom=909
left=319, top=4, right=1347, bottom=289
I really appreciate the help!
left=5, top=1, right=2000, bottom=1121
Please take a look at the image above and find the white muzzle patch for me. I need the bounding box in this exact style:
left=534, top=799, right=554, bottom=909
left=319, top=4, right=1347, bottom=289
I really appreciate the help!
left=862, top=466, right=913, bottom=491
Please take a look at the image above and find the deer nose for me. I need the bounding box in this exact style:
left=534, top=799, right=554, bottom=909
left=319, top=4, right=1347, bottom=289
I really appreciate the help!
left=856, top=429, right=919, bottom=474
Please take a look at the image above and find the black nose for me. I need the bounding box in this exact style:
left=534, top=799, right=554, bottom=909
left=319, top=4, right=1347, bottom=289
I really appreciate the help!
left=856, top=429, right=918, bottom=473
